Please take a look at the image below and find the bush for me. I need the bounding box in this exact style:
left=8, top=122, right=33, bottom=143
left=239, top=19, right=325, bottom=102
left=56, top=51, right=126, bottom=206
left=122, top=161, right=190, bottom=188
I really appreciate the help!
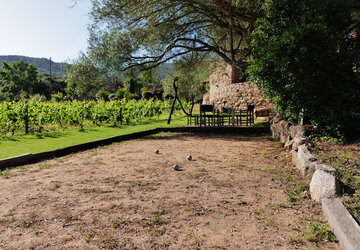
left=51, top=92, right=66, bottom=102
left=114, top=88, right=127, bottom=99
left=125, top=92, right=139, bottom=100
left=30, top=94, right=47, bottom=102
left=97, top=89, right=110, bottom=101
left=249, top=0, right=360, bottom=139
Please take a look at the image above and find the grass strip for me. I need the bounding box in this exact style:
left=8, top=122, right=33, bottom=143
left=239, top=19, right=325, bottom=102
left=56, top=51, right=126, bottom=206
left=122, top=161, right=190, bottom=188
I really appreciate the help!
left=0, top=112, right=186, bottom=159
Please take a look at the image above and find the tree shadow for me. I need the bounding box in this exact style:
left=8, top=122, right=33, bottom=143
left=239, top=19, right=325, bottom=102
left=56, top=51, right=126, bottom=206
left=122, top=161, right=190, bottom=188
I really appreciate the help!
left=33, top=131, right=66, bottom=139
left=0, top=137, right=18, bottom=142
left=144, top=132, right=272, bottom=142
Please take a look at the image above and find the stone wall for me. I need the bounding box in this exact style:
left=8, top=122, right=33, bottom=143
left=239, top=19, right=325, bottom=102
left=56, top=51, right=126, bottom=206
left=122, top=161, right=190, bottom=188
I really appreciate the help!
left=204, top=60, right=272, bottom=111
left=271, top=115, right=360, bottom=250
left=270, top=115, right=341, bottom=201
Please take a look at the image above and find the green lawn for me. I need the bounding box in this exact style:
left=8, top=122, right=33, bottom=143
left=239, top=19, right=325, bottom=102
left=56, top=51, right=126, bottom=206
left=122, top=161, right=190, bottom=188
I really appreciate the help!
left=0, top=112, right=187, bottom=160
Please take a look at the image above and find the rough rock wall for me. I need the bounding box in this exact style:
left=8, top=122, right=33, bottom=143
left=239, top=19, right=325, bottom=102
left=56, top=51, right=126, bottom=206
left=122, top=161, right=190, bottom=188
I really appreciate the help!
left=204, top=60, right=272, bottom=111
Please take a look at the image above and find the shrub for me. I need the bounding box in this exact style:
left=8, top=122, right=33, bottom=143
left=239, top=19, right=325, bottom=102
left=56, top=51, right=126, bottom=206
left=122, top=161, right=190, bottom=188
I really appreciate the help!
left=114, top=88, right=127, bottom=99
left=97, top=89, right=110, bottom=101
left=249, top=0, right=360, bottom=139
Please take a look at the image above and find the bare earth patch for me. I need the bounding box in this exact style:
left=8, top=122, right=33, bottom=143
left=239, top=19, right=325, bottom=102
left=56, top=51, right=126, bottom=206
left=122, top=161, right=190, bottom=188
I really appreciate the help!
left=0, top=133, right=339, bottom=249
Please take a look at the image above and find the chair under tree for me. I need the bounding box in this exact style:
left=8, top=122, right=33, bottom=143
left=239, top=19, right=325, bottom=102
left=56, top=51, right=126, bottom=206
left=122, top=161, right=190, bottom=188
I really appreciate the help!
left=199, top=104, right=215, bottom=126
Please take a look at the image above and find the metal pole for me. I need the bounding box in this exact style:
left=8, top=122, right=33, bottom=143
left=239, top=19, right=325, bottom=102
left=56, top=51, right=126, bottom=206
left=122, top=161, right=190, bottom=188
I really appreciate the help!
left=49, top=57, right=52, bottom=80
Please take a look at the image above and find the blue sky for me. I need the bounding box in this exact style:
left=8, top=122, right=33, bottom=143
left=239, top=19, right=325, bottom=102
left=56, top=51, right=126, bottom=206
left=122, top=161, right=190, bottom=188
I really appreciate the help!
left=0, top=0, right=91, bottom=63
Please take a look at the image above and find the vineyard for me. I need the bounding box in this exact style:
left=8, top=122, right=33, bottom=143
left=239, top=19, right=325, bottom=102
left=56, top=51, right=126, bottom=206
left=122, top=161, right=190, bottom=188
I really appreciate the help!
left=0, top=99, right=185, bottom=135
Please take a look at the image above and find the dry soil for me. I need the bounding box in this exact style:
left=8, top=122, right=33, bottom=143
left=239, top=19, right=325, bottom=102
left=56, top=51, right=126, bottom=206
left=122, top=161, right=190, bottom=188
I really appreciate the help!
left=0, top=132, right=339, bottom=249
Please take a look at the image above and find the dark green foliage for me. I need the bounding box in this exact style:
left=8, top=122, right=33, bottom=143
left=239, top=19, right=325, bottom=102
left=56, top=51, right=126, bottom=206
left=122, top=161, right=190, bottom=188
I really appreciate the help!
left=97, top=89, right=110, bottom=101
left=123, top=71, right=142, bottom=97
left=0, top=61, right=40, bottom=101
left=114, top=88, right=127, bottom=100
left=142, top=91, right=154, bottom=100
left=249, top=0, right=360, bottom=139
left=0, top=61, right=67, bottom=101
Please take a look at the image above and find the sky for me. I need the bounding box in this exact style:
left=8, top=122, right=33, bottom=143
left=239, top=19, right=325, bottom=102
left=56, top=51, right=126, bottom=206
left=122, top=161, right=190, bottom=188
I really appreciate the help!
left=0, top=0, right=92, bottom=63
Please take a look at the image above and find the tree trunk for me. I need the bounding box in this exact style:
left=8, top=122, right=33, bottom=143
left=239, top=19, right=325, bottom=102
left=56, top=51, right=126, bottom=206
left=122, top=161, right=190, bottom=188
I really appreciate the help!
left=189, top=97, right=195, bottom=115
left=167, top=77, right=179, bottom=124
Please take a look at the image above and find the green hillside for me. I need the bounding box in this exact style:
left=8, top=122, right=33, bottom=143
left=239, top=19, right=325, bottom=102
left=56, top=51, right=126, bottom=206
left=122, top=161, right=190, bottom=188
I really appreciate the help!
left=0, top=55, right=66, bottom=76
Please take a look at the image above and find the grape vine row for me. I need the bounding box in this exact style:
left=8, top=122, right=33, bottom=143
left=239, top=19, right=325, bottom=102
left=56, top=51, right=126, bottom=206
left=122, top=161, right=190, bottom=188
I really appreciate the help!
left=0, top=99, right=185, bottom=135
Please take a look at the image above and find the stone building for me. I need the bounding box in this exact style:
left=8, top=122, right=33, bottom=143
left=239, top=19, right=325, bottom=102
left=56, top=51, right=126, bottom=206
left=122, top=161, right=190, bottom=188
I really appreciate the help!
left=203, top=60, right=273, bottom=116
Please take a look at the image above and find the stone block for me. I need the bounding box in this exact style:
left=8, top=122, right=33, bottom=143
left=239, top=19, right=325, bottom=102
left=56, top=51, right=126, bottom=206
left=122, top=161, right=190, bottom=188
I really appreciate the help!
left=284, top=138, right=293, bottom=149
left=270, top=123, right=281, bottom=141
left=310, top=167, right=341, bottom=202
left=296, top=145, right=317, bottom=177
left=297, top=145, right=317, bottom=163
left=280, top=134, right=290, bottom=144
left=290, top=125, right=306, bottom=138
left=291, top=136, right=309, bottom=151
left=284, top=135, right=307, bottom=150
left=322, top=198, right=360, bottom=250
left=291, top=150, right=298, bottom=166
left=315, top=164, right=337, bottom=174
left=299, top=162, right=317, bottom=180
left=280, top=120, right=291, bottom=144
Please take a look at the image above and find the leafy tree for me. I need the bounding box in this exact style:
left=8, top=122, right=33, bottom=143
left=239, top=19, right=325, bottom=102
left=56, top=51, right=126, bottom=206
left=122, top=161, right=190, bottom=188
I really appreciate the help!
left=0, top=55, right=66, bottom=76
left=162, top=53, right=210, bottom=102
left=139, top=69, right=159, bottom=90
left=0, top=61, right=40, bottom=100
left=138, top=69, right=163, bottom=99
left=39, top=75, right=67, bottom=96
left=249, top=0, right=360, bottom=138
left=65, top=53, right=104, bottom=99
left=123, top=70, right=142, bottom=97
left=87, top=0, right=264, bottom=71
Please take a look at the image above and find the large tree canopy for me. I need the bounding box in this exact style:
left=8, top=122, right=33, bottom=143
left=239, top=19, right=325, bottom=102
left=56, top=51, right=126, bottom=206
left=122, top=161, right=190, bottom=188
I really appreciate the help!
left=88, top=0, right=264, bottom=71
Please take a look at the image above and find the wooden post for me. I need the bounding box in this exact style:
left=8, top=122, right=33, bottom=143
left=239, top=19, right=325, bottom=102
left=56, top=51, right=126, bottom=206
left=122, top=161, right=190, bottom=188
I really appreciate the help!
left=231, top=109, right=235, bottom=126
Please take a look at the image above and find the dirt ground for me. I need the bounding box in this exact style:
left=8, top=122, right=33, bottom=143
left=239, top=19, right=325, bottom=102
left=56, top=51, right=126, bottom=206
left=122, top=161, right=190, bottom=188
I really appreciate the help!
left=0, top=132, right=339, bottom=249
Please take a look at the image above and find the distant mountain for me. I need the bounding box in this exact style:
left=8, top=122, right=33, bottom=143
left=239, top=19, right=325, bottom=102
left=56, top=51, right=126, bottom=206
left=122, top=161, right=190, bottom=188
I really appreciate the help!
left=0, top=55, right=66, bottom=76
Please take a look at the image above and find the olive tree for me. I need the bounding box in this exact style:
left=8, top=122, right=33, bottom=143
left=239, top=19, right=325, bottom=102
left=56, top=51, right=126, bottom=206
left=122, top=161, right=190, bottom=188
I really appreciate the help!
left=87, top=0, right=264, bottom=71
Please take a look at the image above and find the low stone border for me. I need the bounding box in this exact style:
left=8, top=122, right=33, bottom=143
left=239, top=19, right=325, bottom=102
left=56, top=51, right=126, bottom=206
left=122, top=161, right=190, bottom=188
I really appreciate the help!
left=0, top=126, right=270, bottom=170
left=322, top=198, right=360, bottom=250
left=271, top=115, right=360, bottom=249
